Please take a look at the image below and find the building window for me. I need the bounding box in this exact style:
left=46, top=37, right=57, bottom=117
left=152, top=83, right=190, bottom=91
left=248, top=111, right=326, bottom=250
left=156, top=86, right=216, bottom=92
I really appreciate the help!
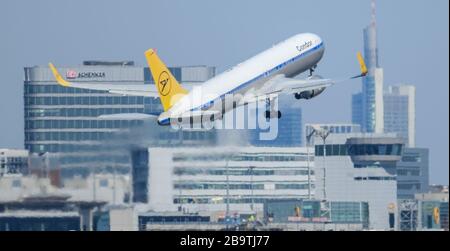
left=12, top=179, right=21, bottom=188
left=402, top=156, right=421, bottom=162
left=99, top=179, right=108, bottom=187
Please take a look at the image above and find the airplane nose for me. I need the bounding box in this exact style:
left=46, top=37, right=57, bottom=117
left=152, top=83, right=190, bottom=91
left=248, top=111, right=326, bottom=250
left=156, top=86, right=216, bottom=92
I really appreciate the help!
left=303, top=33, right=323, bottom=46
left=313, top=34, right=323, bottom=44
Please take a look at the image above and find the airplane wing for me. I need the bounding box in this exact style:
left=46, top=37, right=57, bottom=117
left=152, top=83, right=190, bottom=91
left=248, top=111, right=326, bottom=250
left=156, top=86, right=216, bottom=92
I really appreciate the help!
left=240, top=75, right=334, bottom=104
left=49, top=63, right=160, bottom=97
left=240, top=52, right=368, bottom=104
left=261, top=75, right=334, bottom=96
left=156, top=109, right=221, bottom=126
left=162, top=110, right=221, bottom=122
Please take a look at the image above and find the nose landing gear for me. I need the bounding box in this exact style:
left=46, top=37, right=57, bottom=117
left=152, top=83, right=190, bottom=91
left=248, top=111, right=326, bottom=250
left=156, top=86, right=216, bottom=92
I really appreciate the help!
left=309, top=65, right=317, bottom=77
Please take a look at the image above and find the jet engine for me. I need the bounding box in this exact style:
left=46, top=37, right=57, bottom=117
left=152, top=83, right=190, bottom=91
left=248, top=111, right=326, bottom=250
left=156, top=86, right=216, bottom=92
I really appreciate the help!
left=294, top=75, right=326, bottom=100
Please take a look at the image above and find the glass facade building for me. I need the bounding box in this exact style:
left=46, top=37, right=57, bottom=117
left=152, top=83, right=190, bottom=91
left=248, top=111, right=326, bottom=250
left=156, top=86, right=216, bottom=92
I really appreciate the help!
left=24, top=61, right=216, bottom=176
left=384, top=85, right=416, bottom=147
left=414, top=192, right=449, bottom=230
left=421, top=201, right=448, bottom=230
left=0, top=216, right=80, bottom=231
left=396, top=148, right=429, bottom=199
left=263, top=199, right=369, bottom=228
left=352, top=1, right=384, bottom=133
left=329, top=201, right=369, bottom=226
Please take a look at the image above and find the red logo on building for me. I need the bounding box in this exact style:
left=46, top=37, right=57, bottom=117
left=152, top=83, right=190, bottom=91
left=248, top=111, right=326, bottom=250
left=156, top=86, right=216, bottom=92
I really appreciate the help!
left=66, top=70, right=78, bottom=79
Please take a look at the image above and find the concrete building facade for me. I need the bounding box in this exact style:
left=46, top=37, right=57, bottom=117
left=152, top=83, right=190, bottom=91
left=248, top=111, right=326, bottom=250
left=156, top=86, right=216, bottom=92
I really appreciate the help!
left=312, top=132, right=403, bottom=230
left=132, top=147, right=315, bottom=215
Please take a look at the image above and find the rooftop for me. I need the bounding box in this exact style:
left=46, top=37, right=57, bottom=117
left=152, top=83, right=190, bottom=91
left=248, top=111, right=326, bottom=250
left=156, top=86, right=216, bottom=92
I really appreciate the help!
left=82, top=60, right=134, bottom=66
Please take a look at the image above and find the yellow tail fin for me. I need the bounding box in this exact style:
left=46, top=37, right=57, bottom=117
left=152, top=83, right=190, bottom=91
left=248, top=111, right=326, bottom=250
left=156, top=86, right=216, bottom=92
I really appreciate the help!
left=145, top=49, right=188, bottom=111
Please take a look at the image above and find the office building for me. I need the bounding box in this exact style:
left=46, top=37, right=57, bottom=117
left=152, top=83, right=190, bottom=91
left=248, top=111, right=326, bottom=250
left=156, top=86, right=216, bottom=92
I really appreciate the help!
left=0, top=149, right=29, bottom=176
left=311, top=129, right=403, bottom=230
left=24, top=61, right=216, bottom=176
left=131, top=147, right=315, bottom=214
left=396, top=148, right=429, bottom=199
left=352, top=0, right=384, bottom=133
left=384, top=85, right=416, bottom=147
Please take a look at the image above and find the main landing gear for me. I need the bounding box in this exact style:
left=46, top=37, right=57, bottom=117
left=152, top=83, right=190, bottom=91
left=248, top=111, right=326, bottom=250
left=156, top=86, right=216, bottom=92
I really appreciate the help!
left=264, top=98, right=282, bottom=119
left=265, top=110, right=282, bottom=119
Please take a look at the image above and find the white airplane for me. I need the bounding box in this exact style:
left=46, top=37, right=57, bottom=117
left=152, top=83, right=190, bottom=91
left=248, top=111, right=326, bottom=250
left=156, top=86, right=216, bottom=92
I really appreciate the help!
left=49, top=33, right=367, bottom=127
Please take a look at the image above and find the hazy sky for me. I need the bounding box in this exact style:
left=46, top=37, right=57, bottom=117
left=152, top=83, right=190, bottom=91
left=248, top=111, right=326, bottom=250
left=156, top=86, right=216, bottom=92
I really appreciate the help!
left=0, top=0, right=448, bottom=184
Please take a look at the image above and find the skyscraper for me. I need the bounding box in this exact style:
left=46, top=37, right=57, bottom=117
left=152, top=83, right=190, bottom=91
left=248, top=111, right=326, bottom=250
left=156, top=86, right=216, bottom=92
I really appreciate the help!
left=352, top=0, right=384, bottom=133
left=384, top=85, right=416, bottom=147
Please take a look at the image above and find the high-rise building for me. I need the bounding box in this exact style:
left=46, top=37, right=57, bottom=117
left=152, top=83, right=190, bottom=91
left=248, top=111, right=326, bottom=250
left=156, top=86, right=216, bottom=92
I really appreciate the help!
left=396, top=148, right=429, bottom=199
left=311, top=130, right=403, bottom=230
left=384, top=85, right=416, bottom=147
left=352, top=0, right=384, bottom=133
left=351, top=93, right=363, bottom=126
left=24, top=61, right=216, bottom=176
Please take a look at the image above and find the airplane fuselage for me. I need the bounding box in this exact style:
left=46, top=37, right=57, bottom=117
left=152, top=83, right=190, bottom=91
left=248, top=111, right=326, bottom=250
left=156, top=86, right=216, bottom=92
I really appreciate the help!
left=159, top=33, right=325, bottom=125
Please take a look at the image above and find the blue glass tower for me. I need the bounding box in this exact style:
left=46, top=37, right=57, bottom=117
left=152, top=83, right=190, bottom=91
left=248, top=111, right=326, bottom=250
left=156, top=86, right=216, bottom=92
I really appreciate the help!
left=352, top=0, right=384, bottom=133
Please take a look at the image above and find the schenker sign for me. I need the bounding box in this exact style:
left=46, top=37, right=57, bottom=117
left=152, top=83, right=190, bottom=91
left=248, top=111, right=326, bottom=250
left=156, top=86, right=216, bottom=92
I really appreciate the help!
left=66, top=70, right=106, bottom=79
